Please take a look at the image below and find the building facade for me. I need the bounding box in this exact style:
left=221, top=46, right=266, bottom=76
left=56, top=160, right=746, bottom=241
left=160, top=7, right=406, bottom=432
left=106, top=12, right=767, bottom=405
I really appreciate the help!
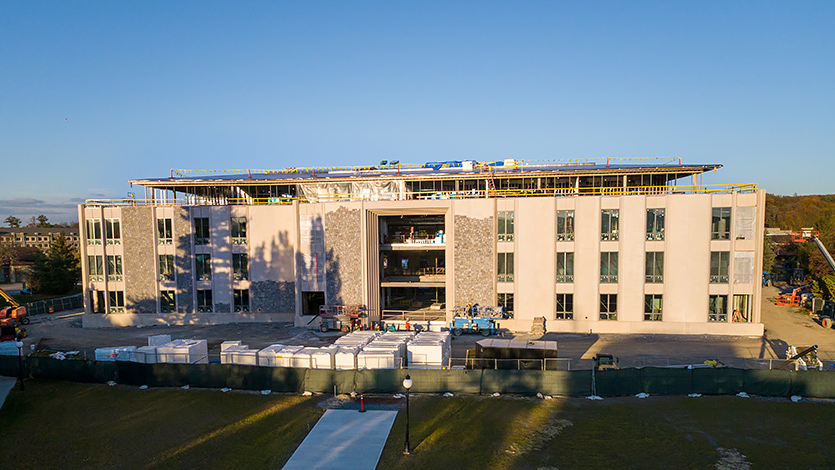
left=0, top=227, right=80, bottom=251
left=79, top=159, right=765, bottom=335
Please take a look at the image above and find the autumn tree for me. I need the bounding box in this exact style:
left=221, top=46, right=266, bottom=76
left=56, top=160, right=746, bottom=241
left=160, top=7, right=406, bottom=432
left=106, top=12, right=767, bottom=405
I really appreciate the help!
left=25, top=233, right=80, bottom=294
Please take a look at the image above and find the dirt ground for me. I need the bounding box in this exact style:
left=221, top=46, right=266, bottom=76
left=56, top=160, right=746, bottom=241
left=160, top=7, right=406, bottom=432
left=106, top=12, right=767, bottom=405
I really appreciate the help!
left=16, top=284, right=835, bottom=368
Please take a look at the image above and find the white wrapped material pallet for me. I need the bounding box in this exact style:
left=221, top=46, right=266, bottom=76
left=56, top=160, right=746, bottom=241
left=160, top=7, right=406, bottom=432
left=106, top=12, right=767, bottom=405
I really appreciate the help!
left=357, top=349, right=400, bottom=369
left=134, top=346, right=158, bottom=364
left=288, top=347, right=321, bottom=368
left=220, top=340, right=243, bottom=351
left=220, top=345, right=258, bottom=366
left=147, top=335, right=172, bottom=347
left=310, top=347, right=336, bottom=370
left=365, top=341, right=406, bottom=357
left=334, top=346, right=360, bottom=370
left=95, top=346, right=137, bottom=362
left=157, top=339, right=208, bottom=364
left=272, top=345, right=305, bottom=368
left=407, top=342, right=449, bottom=369
left=257, top=344, right=287, bottom=367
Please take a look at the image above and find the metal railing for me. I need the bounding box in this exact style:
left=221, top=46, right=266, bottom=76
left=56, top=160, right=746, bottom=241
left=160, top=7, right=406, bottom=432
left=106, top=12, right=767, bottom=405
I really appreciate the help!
left=448, top=357, right=573, bottom=371
left=26, top=293, right=84, bottom=315
left=381, top=310, right=446, bottom=322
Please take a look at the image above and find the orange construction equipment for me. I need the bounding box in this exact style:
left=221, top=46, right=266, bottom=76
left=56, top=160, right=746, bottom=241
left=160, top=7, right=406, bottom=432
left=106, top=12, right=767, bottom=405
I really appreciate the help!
left=0, top=287, right=29, bottom=328
left=776, top=284, right=808, bottom=306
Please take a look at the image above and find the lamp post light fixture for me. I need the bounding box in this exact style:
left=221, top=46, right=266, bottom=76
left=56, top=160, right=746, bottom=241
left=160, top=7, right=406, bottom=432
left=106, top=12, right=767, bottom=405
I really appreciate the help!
left=403, top=374, right=413, bottom=455
left=15, top=340, right=24, bottom=392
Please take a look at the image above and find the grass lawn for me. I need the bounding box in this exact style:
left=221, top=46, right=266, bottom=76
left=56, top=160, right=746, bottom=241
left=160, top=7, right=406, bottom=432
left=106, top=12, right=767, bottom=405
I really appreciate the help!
left=0, top=379, right=323, bottom=469
left=379, top=395, right=835, bottom=469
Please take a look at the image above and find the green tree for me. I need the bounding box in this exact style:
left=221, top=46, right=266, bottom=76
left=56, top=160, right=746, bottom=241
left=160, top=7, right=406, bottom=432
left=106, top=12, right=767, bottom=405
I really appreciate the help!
left=25, top=233, right=80, bottom=294
left=4, top=215, right=21, bottom=228
left=763, top=234, right=776, bottom=273
left=811, top=274, right=835, bottom=301
left=36, top=214, right=50, bottom=227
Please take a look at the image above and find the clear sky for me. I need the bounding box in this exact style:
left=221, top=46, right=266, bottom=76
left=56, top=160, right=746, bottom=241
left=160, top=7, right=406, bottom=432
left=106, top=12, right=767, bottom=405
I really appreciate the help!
left=1, top=1, right=833, bottom=224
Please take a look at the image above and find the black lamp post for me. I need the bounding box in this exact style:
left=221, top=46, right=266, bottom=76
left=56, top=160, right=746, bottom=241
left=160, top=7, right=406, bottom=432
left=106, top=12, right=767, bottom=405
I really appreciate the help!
left=403, top=374, right=413, bottom=455
left=15, top=340, right=24, bottom=392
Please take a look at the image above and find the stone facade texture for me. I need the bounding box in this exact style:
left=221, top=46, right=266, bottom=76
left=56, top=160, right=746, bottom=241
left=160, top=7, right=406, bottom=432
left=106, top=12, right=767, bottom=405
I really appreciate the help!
left=251, top=280, right=296, bottom=313
left=122, top=207, right=157, bottom=313
left=174, top=207, right=194, bottom=313
left=454, top=215, right=495, bottom=305
left=324, top=207, right=363, bottom=305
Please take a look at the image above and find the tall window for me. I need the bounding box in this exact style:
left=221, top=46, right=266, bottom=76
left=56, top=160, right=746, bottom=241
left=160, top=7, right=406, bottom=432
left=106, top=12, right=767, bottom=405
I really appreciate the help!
left=196, top=254, right=212, bottom=281
left=645, top=252, right=664, bottom=283
left=497, top=293, right=514, bottom=318
left=86, top=219, right=102, bottom=245
left=194, top=217, right=210, bottom=245
left=733, top=295, right=751, bottom=322
left=234, top=289, right=250, bottom=312
left=107, top=255, right=123, bottom=281
left=601, top=209, right=619, bottom=241
left=600, top=294, right=617, bottom=320
left=157, top=218, right=173, bottom=245
left=231, top=217, right=247, bottom=244
left=87, top=255, right=104, bottom=282
left=711, top=207, right=731, bottom=240
left=709, top=295, right=728, bottom=322
left=233, top=253, right=248, bottom=280
left=105, top=219, right=121, bottom=245
left=556, top=252, right=574, bottom=283
left=160, top=290, right=176, bottom=313
left=644, top=294, right=663, bottom=321
left=497, top=211, right=514, bottom=242
left=159, top=255, right=175, bottom=281
left=600, top=252, right=618, bottom=283
left=108, top=290, right=124, bottom=313
left=498, top=252, right=514, bottom=282
left=710, top=251, right=730, bottom=283
left=556, top=294, right=573, bottom=320
left=197, top=290, right=213, bottom=312
left=557, top=210, right=574, bottom=241
left=93, top=290, right=105, bottom=313
left=646, top=209, right=664, bottom=240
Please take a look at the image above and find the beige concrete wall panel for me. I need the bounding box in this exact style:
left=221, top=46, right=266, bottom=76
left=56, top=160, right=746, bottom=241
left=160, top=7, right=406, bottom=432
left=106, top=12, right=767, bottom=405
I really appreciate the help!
left=174, top=206, right=194, bottom=313
left=573, top=197, right=600, bottom=321
left=619, top=196, right=646, bottom=322
left=515, top=198, right=555, bottom=321
left=249, top=205, right=297, bottom=283
left=121, top=207, right=157, bottom=313
left=453, top=199, right=495, bottom=306
left=665, top=194, right=711, bottom=323
left=736, top=192, right=758, bottom=206
left=324, top=205, right=363, bottom=304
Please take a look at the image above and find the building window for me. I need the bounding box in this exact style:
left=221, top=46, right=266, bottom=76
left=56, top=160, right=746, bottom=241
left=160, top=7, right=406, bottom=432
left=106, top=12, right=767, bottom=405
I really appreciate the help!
left=196, top=254, right=212, bottom=281
left=646, top=209, right=665, bottom=240
left=497, top=252, right=514, bottom=282
left=105, top=219, right=121, bottom=245
left=711, top=207, right=731, bottom=240
left=197, top=289, right=213, bottom=312
left=497, top=211, right=514, bottom=242
left=733, top=295, right=751, bottom=322
left=556, top=252, right=574, bottom=283
left=159, top=255, right=175, bottom=281
left=233, top=253, right=248, bottom=280
left=157, top=218, right=173, bottom=245
left=556, top=294, right=573, bottom=320
left=93, top=290, right=105, bottom=314
left=86, top=219, right=102, bottom=245
left=600, top=252, right=618, bottom=283
left=108, top=290, right=125, bottom=313
left=160, top=290, right=176, bottom=313
left=497, top=293, right=514, bottom=318
left=645, top=252, right=664, bottom=283
left=231, top=217, right=247, bottom=245
left=601, top=209, right=619, bottom=241
left=87, top=255, right=104, bottom=282
left=234, top=289, right=250, bottom=312
left=710, top=251, right=730, bottom=283
left=194, top=217, right=210, bottom=245
left=644, top=294, right=663, bottom=321
left=107, top=255, right=123, bottom=281
left=709, top=295, right=728, bottom=322
left=557, top=210, right=574, bottom=241
left=600, top=294, right=617, bottom=320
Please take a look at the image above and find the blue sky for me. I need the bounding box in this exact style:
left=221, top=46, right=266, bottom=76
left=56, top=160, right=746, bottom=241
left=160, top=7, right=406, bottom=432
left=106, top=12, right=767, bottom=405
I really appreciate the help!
left=1, top=1, right=833, bottom=224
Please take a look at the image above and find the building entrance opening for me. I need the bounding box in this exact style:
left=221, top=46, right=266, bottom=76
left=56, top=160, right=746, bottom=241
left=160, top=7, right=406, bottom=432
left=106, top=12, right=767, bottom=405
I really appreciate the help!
left=302, top=291, right=325, bottom=316
left=383, top=287, right=445, bottom=312
left=380, top=215, right=445, bottom=245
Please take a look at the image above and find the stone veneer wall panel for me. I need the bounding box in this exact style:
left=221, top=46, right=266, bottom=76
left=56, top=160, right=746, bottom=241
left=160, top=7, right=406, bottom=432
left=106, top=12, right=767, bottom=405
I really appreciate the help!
left=324, top=206, right=363, bottom=305
left=122, top=207, right=157, bottom=313
left=174, top=207, right=194, bottom=313
left=250, top=280, right=296, bottom=313
left=454, top=215, right=495, bottom=305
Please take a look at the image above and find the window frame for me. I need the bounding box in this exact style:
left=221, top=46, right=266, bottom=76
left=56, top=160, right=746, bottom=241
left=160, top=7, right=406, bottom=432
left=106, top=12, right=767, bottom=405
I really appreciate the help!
left=711, top=207, right=731, bottom=240
left=497, top=211, right=515, bottom=242
left=601, top=209, right=619, bottom=241
left=498, top=252, right=514, bottom=282
left=709, top=294, right=728, bottom=322
left=556, top=293, right=573, bottom=320
left=710, top=251, right=730, bottom=284
left=87, top=255, right=104, bottom=282
left=108, top=290, right=125, bottom=313
left=157, top=218, right=173, bottom=245
left=195, top=254, right=212, bottom=281
left=600, top=252, right=619, bottom=283
left=233, top=289, right=250, bottom=312
left=196, top=289, right=213, bottom=312
left=557, top=210, right=575, bottom=241
left=160, top=290, right=176, bottom=313
left=231, top=217, right=247, bottom=244
left=86, top=219, right=102, bottom=245
left=646, top=208, right=665, bottom=240
left=644, top=294, right=663, bottom=321
left=106, top=255, right=123, bottom=281
left=497, top=293, right=514, bottom=318
left=232, top=253, right=249, bottom=280
left=599, top=294, right=618, bottom=320
left=194, top=217, right=210, bottom=245
left=158, top=254, right=175, bottom=281
left=645, top=251, right=664, bottom=283
left=556, top=252, right=574, bottom=283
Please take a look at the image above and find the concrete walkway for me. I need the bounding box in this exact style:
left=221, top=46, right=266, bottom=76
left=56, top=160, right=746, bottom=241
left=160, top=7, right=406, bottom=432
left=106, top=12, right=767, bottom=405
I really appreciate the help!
left=0, top=376, right=17, bottom=410
left=283, top=409, right=398, bottom=470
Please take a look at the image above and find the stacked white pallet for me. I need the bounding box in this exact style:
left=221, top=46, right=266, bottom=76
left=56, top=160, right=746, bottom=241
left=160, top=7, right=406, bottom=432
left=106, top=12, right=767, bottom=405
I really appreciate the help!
left=333, top=331, right=380, bottom=348
left=156, top=339, right=209, bottom=364
left=406, top=331, right=452, bottom=369
left=310, top=346, right=338, bottom=369
left=220, top=341, right=259, bottom=366
left=271, top=345, right=305, bottom=367
left=287, top=347, right=322, bottom=368
left=334, top=346, right=361, bottom=370
left=257, top=344, right=288, bottom=367
left=357, top=347, right=400, bottom=369
left=132, top=335, right=173, bottom=363
left=95, top=346, right=137, bottom=362
left=148, top=335, right=172, bottom=346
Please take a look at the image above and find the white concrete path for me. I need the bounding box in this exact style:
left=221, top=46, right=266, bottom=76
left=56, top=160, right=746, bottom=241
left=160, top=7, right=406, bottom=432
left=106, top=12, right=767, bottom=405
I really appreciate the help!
left=283, top=409, right=398, bottom=470
left=0, top=376, right=17, bottom=410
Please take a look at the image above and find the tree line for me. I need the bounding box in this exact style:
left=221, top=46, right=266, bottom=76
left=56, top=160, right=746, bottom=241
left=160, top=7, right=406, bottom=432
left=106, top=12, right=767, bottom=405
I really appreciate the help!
left=4, top=214, right=77, bottom=229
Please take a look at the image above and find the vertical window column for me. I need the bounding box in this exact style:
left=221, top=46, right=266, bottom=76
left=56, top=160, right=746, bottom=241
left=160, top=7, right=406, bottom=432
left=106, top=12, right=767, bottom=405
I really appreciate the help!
left=498, top=252, right=514, bottom=282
